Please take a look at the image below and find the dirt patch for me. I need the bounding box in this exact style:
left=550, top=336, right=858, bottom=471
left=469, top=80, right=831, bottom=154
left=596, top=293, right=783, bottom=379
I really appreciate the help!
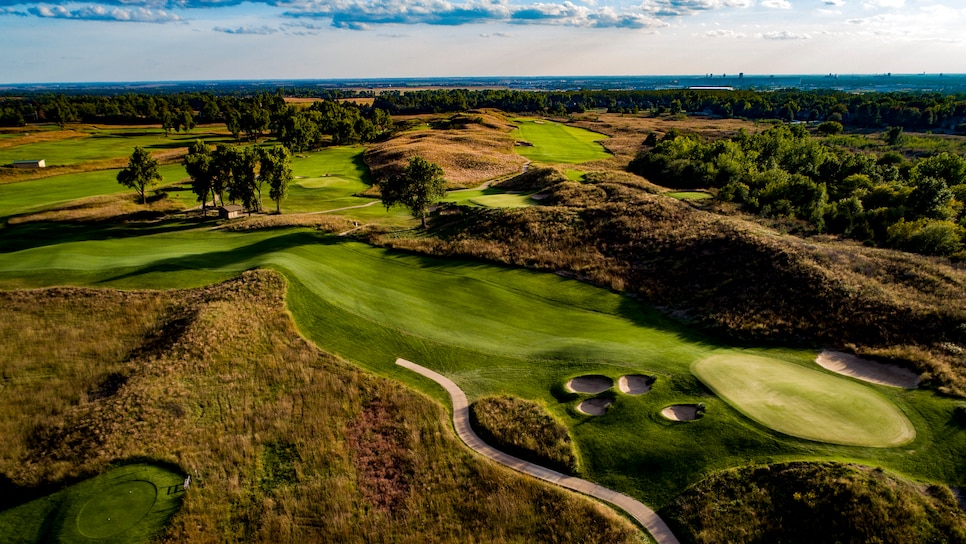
left=566, top=375, right=613, bottom=394
left=661, top=404, right=703, bottom=421
left=816, top=350, right=919, bottom=389
left=576, top=398, right=612, bottom=416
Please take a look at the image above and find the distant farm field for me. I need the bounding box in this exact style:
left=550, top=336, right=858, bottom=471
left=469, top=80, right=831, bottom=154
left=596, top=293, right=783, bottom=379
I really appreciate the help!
left=512, top=119, right=611, bottom=164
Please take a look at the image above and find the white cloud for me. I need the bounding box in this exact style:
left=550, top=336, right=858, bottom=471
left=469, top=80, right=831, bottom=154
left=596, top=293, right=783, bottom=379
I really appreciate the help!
left=705, top=28, right=746, bottom=37
left=761, top=30, right=810, bottom=39
left=760, top=0, right=791, bottom=8
left=863, top=0, right=903, bottom=7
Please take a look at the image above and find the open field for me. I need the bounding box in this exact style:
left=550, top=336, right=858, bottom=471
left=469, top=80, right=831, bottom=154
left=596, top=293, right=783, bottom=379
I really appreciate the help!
left=693, top=354, right=916, bottom=447
left=0, top=127, right=231, bottom=168
left=0, top=224, right=963, bottom=510
left=512, top=118, right=611, bottom=164
left=0, top=164, right=188, bottom=220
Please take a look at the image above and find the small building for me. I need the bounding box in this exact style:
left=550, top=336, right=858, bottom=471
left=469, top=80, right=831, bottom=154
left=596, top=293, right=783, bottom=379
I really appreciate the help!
left=218, top=204, right=245, bottom=220
left=13, top=159, right=45, bottom=168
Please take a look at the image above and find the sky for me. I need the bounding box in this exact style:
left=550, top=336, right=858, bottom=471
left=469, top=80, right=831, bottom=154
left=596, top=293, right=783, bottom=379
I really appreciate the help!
left=1, top=0, right=965, bottom=83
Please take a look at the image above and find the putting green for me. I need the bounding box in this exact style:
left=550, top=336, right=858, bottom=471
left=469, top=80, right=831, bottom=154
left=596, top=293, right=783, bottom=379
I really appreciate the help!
left=77, top=480, right=157, bottom=538
left=693, top=354, right=916, bottom=447
left=0, top=463, right=184, bottom=544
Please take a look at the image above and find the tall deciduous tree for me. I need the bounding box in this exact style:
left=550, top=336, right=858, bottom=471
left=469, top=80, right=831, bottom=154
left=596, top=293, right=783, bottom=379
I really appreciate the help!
left=184, top=140, right=215, bottom=216
left=259, top=146, right=293, bottom=214
left=381, top=156, right=446, bottom=227
left=117, top=147, right=162, bottom=205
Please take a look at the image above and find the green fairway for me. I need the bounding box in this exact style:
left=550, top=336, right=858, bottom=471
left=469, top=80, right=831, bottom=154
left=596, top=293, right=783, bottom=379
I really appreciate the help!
left=512, top=119, right=611, bottom=164
left=666, top=191, right=712, bottom=201
left=442, top=188, right=536, bottom=208
left=0, top=128, right=228, bottom=167
left=0, top=463, right=184, bottom=543
left=693, top=354, right=916, bottom=447
left=0, top=164, right=188, bottom=219
left=285, top=146, right=373, bottom=213
left=0, top=224, right=962, bottom=509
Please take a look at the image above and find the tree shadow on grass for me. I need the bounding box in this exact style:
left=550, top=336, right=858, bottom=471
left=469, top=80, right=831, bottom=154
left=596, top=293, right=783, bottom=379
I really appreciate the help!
left=0, top=217, right=213, bottom=255
left=94, top=230, right=345, bottom=285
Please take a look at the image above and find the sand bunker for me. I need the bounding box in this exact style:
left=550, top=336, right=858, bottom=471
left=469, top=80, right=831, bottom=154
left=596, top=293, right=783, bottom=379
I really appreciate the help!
left=566, top=375, right=613, bottom=394
left=619, top=375, right=654, bottom=395
left=661, top=404, right=703, bottom=421
left=816, top=350, right=919, bottom=389
left=577, top=398, right=612, bottom=416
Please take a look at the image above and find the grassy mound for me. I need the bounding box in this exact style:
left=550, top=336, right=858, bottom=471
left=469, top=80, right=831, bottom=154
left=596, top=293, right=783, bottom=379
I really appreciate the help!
left=470, top=395, right=579, bottom=475
left=693, top=354, right=915, bottom=447
left=365, top=111, right=526, bottom=188
left=0, top=463, right=185, bottom=544
left=0, top=271, right=641, bottom=543
left=661, top=462, right=966, bottom=544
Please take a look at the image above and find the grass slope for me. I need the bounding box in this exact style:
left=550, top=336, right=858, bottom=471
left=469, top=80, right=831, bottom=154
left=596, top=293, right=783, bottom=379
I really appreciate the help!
left=512, top=118, right=611, bottom=164
left=693, top=355, right=915, bottom=447
left=0, top=164, right=187, bottom=220
left=0, top=272, right=643, bottom=543
left=0, top=224, right=962, bottom=510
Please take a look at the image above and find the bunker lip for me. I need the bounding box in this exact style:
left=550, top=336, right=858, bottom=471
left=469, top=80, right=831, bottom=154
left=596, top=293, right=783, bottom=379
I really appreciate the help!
left=619, top=375, right=653, bottom=395
left=816, top=350, right=919, bottom=389
left=661, top=404, right=701, bottom=421
left=566, top=375, right=613, bottom=394
left=577, top=397, right=612, bottom=416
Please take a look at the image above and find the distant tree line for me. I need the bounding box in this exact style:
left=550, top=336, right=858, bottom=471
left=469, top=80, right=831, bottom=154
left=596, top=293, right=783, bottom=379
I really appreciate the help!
left=4, top=88, right=965, bottom=132
left=0, top=92, right=393, bottom=145
left=629, top=124, right=966, bottom=257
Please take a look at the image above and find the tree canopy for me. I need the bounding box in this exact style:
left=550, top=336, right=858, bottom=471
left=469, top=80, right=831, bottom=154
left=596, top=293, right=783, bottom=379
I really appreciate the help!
left=117, top=147, right=162, bottom=205
left=381, top=156, right=446, bottom=227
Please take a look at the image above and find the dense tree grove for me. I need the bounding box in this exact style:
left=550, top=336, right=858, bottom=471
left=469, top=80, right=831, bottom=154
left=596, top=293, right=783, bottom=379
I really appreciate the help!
left=183, top=140, right=293, bottom=215
left=3, top=88, right=965, bottom=132
left=629, top=124, right=966, bottom=257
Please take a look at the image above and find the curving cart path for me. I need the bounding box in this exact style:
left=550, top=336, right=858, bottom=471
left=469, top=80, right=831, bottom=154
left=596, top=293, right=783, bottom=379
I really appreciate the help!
left=395, top=358, right=680, bottom=544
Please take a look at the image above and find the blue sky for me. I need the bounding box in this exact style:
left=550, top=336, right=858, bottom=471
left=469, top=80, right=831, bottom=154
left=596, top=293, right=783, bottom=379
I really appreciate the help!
left=1, top=0, right=964, bottom=83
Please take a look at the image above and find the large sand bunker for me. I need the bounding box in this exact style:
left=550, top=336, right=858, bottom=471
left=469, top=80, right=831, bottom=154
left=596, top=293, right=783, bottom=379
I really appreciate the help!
left=619, top=375, right=654, bottom=395
left=577, top=398, right=613, bottom=416
left=816, top=350, right=919, bottom=389
left=566, top=375, right=613, bottom=394
left=661, top=404, right=703, bottom=421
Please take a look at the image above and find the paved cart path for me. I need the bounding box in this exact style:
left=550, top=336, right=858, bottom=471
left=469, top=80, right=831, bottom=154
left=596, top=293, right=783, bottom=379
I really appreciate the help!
left=395, top=358, right=680, bottom=544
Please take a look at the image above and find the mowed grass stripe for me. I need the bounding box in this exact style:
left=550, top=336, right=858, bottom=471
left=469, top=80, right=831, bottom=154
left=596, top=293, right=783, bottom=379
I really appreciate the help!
left=0, top=164, right=187, bottom=218
left=693, top=354, right=916, bottom=447
left=512, top=119, right=611, bottom=164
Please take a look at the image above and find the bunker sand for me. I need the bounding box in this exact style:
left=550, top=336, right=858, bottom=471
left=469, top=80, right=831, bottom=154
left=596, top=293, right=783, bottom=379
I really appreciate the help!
left=816, top=350, right=919, bottom=389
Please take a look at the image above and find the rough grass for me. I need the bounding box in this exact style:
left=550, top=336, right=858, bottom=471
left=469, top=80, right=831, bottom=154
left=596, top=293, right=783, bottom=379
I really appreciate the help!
left=692, top=354, right=915, bottom=447
left=661, top=462, right=966, bottom=544
left=365, top=111, right=527, bottom=188
left=0, top=271, right=644, bottom=543
left=470, top=395, right=579, bottom=475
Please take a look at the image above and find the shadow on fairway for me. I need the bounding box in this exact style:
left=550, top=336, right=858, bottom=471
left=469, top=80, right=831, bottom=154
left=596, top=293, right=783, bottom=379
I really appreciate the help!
left=0, top=218, right=213, bottom=254
left=97, top=230, right=345, bottom=285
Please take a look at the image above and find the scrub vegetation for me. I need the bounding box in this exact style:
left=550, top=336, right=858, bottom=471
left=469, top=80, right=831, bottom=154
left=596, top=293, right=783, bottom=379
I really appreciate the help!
left=470, top=395, right=579, bottom=475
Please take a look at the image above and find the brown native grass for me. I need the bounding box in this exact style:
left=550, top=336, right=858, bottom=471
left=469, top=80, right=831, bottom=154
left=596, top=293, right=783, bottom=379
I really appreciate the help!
left=0, top=270, right=644, bottom=543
